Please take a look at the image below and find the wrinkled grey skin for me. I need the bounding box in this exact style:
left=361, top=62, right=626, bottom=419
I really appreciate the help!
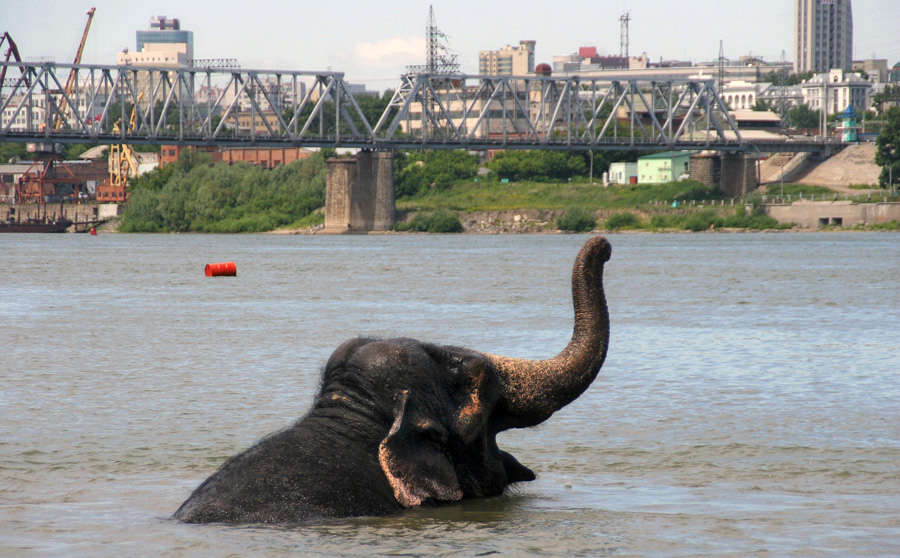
left=174, top=236, right=611, bottom=523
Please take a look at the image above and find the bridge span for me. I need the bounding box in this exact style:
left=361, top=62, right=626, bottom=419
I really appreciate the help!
left=2, top=61, right=838, bottom=153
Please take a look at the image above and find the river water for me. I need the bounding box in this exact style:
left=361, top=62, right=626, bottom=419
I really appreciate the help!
left=1, top=232, right=898, bottom=557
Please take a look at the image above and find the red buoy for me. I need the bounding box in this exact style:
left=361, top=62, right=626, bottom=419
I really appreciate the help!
left=90, top=227, right=97, bottom=235
left=205, top=262, right=237, bottom=277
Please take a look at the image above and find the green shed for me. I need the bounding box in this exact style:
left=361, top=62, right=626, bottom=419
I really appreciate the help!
left=637, top=151, right=694, bottom=184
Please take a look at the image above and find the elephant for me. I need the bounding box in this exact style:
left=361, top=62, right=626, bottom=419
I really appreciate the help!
left=174, top=236, right=612, bottom=523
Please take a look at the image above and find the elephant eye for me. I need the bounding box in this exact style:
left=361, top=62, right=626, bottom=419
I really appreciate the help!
left=415, top=419, right=449, bottom=444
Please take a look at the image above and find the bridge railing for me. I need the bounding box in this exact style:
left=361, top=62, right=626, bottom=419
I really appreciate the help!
left=375, top=73, right=744, bottom=150
left=0, top=62, right=375, bottom=147
left=0, top=61, right=835, bottom=152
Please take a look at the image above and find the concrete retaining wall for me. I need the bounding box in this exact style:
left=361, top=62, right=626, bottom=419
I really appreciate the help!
left=765, top=200, right=900, bottom=228
left=2, top=203, right=122, bottom=224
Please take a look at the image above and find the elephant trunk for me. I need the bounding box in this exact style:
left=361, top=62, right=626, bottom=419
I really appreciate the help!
left=487, top=236, right=611, bottom=431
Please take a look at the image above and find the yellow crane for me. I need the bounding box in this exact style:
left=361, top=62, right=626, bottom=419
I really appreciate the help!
left=107, top=92, right=144, bottom=195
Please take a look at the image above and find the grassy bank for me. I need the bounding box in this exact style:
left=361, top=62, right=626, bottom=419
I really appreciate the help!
left=396, top=178, right=797, bottom=232
left=396, top=178, right=732, bottom=212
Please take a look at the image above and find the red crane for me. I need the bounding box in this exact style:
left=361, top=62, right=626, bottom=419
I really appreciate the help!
left=0, top=32, right=31, bottom=90
left=16, top=8, right=96, bottom=206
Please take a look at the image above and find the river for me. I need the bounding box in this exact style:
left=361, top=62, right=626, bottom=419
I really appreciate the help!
left=1, top=232, right=898, bottom=557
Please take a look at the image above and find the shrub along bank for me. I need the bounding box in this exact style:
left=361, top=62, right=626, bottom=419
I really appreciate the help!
left=119, top=151, right=326, bottom=232
left=607, top=206, right=788, bottom=231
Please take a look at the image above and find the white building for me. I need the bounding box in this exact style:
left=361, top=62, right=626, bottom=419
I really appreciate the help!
left=117, top=15, right=193, bottom=68
left=116, top=42, right=191, bottom=67
left=608, top=161, right=637, bottom=185
left=721, top=80, right=772, bottom=110
left=801, top=69, right=871, bottom=115
left=757, top=84, right=805, bottom=113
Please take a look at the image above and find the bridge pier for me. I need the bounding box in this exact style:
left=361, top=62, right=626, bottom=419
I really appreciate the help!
left=321, top=151, right=395, bottom=234
left=690, top=153, right=759, bottom=198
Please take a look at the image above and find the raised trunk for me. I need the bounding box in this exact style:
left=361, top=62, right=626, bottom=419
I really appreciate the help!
left=486, top=236, right=611, bottom=430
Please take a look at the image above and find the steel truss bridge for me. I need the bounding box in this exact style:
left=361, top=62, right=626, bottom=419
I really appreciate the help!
left=1, top=61, right=836, bottom=153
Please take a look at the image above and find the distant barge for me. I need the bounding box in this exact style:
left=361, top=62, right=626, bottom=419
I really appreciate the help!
left=0, top=218, right=73, bottom=233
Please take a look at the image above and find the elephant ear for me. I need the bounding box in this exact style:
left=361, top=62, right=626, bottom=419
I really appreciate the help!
left=378, top=391, right=463, bottom=507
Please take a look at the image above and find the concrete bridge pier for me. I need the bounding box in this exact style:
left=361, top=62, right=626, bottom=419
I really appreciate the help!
left=690, top=152, right=759, bottom=198
left=322, top=151, right=395, bottom=234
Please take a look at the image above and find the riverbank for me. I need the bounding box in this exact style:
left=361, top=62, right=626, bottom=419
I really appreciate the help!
left=270, top=207, right=899, bottom=235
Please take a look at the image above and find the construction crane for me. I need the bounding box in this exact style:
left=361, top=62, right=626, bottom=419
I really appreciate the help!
left=0, top=32, right=31, bottom=91
left=18, top=8, right=95, bottom=205
left=98, top=92, right=143, bottom=202
left=53, top=7, right=95, bottom=131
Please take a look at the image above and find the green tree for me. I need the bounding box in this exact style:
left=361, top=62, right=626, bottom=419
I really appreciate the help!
left=121, top=152, right=327, bottom=233
left=487, top=150, right=587, bottom=182
left=394, top=150, right=480, bottom=197
left=752, top=99, right=773, bottom=112
left=761, top=69, right=814, bottom=86
left=103, top=102, right=128, bottom=133
left=557, top=206, right=596, bottom=232
left=0, top=142, right=28, bottom=163
left=393, top=209, right=464, bottom=233
left=354, top=89, right=393, bottom=127
left=875, top=106, right=900, bottom=190
left=63, top=143, right=99, bottom=160
left=873, top=85, right=900, bottom=114
left=785, top=104, right=820, bottom=129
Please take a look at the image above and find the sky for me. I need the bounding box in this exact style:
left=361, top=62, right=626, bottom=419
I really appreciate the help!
left=2, top=0, right=898, bottom=90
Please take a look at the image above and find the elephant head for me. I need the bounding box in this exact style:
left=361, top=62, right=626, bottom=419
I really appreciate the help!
left=175, top=236, right=612, bottom=523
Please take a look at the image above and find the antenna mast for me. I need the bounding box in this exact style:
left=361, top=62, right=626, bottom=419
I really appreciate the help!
left=717, top=40, right=726, bottom=90
left=619, top=12, right=630, bottom=57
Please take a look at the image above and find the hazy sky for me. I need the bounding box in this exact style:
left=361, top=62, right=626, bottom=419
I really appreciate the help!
left=3, top=0, right=898, bottom=89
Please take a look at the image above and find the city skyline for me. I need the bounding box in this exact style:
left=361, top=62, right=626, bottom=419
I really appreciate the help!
left=2, top=0, right=898, bottom=87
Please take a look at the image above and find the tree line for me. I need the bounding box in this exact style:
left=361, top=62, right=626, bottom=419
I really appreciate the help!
left=394, top=149, right=639, bottom=197
left=120, top=149, right=327, bottom=232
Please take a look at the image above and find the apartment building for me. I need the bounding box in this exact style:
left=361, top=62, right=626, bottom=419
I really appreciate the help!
left=795, top=0, right=853, bottom=73
left=479, top=41, right=535, bottom=76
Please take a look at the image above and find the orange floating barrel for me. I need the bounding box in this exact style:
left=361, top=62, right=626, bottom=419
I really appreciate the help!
left=205, top=262, right=237, bottom=277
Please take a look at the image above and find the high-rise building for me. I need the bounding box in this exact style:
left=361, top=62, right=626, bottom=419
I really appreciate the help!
left=118, top=15, right=193, bottom=67
left=137, top=16, right=193, bottom=58
left=479, top=41, right=536, bottom=76
left=794, top=0, right=853, bottom=74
